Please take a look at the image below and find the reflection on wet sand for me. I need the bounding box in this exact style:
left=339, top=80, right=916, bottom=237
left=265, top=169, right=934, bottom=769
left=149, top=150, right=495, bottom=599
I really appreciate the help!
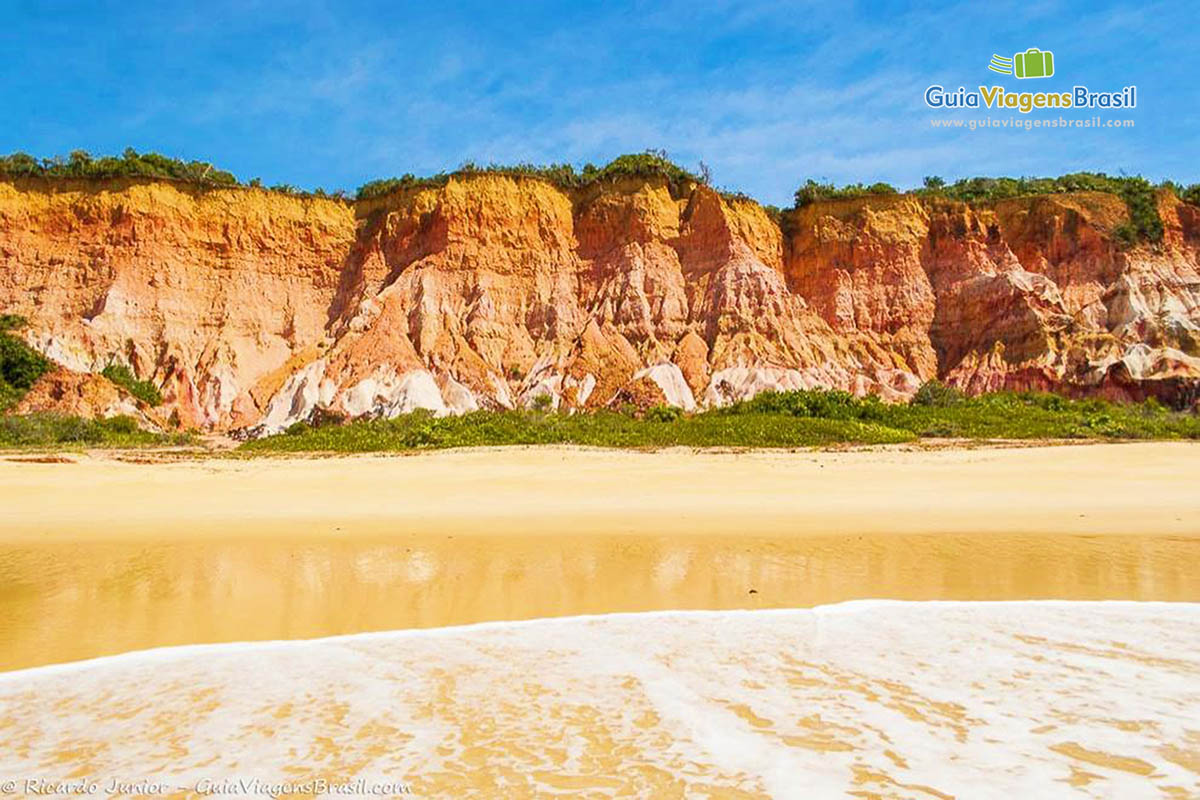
left=1, top=531, right=1196, bottom=671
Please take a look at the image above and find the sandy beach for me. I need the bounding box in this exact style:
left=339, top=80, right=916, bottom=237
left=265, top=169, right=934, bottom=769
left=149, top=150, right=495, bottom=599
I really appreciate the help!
left=3, top=442, right=1200, bottom=542
left=2, top=442, right=1199, bottom=672
left=2, top=443, right=1200, bottom=797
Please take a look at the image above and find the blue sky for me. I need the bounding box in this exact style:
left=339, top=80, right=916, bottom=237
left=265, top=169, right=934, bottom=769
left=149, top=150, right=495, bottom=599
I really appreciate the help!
left=2, top=0, right=1195, bottom=205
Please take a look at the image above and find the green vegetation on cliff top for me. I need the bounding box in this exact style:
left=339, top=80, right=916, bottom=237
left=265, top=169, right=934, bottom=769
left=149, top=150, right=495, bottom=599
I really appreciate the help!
left=4, top=149, right=1197, bottom=241
left=355, top=150, right=706, bottom=201
left=0, top=149, right=345, bottom=199
left=796, top=172, right=1168, bottom=247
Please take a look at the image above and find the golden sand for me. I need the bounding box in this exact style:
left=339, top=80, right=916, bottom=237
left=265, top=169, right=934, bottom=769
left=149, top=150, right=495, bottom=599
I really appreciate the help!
left=1, top=443, right=1198, bottom=671
left=3, top=442, right=1199, bottom=542
left=1, top=444, right=1199, bottom=797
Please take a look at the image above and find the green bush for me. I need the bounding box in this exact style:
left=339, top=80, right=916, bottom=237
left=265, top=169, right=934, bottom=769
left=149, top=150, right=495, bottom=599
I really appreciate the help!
left=0, top=316, right=52, bottom=411
left=0, top=413, right=186, bottom=448
left=645, top=405, right=683, bottom=423
left=911, top=380, right=965, bottom=407
left=0, top=148, right=239, bottom=188
left=101, top=363, right=163, bottom=406
left=0, top=332, right=51, bottom=391
left=0, top=149, right=347, bottom=202
left=880, top=390, right=1200, bottom=440
left=718, top=389, right=886, bottom=420
left=356, top=151, right=702, bottom=201
left=0, top=314, right=28, bottom=332
left=100, top=415, right=141, bottom=435
left=794, top=180, right=898, bottom=206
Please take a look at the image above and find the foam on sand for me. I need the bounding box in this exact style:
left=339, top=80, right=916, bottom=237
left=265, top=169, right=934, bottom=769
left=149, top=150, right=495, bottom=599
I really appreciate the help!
left=1, top=602, right=1198, bottom=798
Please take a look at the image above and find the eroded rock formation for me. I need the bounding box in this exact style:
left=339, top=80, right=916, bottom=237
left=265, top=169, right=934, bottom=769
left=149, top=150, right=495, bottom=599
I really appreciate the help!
left=2, top=174, right=1198, bottom=433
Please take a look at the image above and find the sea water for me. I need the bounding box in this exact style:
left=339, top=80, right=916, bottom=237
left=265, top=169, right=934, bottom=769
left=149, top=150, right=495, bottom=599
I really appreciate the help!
left=1, top=602, right=1197, bottom=799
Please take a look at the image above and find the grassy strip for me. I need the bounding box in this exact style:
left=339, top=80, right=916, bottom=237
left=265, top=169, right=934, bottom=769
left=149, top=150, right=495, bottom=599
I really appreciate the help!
left=241, top=409, right=916, bottom=453
left=242, top=386, right=1200, bottom=454
left=0, top=413, right=190, bottom=448
left=720, top=387, right=1200, bottom=440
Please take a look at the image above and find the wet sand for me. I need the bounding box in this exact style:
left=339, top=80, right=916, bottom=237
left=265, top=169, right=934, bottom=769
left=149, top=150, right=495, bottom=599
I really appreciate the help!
left=1, top=443, right=1198, bottom=671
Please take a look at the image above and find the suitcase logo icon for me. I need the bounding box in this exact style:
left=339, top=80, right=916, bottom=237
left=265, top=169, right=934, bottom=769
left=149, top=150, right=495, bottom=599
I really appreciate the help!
left=988, top=48, right=1055, bottom=79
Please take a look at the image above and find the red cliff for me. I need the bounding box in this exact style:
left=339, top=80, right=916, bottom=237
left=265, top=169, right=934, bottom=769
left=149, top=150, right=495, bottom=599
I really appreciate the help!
left=2, top=174, right=1198, bottom=432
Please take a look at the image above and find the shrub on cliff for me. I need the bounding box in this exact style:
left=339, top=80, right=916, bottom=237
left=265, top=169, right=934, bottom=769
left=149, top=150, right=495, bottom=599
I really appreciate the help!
left=793, top=171, right=1169, bottom=246
left=913, top=172, right=1164, bottom=246
left=356, top=173, right=451, bottom=200
left=0, top=315, right=52, bottom=412
left=794, top=180, right=898, bottom=207
left=0, top=149, right=349, bottom=203
left=355, top=151, right=702, bottom=201
left=100, top=363, right=163, bottom=407
left=0, top=148, right=239, bottom=188
left=0, top=314, right=28, bottom=332
left=586, top=151, right=700, bottom=192
left=1109, top=176, right=1163, bottom=246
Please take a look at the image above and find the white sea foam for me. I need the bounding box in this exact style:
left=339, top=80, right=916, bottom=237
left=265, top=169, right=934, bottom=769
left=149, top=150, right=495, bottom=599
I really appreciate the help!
left=1, top=601, right=1198, bottom=798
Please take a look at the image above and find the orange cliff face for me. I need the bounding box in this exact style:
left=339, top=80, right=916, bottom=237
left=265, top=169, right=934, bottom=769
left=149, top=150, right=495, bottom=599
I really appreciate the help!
left=0, top=179, right=354, bottom=430
left=1, top=175, right=1199, bottom=433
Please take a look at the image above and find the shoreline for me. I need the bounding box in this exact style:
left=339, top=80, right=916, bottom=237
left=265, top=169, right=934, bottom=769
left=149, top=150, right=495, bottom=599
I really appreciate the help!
left=4, top=528, right=1196, bottom=671
left=3, top=598, right=1197, bottom=680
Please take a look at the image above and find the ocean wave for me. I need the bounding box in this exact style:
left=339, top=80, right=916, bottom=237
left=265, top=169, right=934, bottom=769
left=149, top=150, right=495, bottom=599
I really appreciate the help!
left=2, top=601, right=1198, bottom=798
